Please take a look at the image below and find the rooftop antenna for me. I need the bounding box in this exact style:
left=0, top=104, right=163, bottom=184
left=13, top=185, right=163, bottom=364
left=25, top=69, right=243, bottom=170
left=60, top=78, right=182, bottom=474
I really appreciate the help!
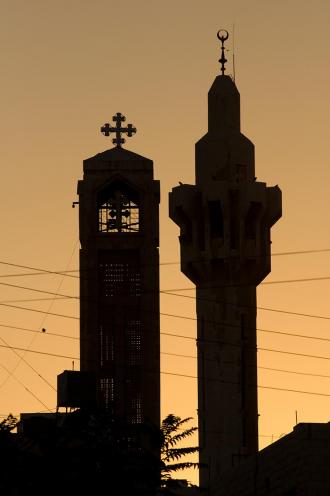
left=217, top=29, right=229, bottom=75
left=232, top=23, right=236, bottom=82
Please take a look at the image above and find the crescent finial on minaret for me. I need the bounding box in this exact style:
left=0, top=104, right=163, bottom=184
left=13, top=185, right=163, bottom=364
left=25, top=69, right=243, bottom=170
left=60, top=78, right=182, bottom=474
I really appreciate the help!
left=217, top=29, right=229, bottom=75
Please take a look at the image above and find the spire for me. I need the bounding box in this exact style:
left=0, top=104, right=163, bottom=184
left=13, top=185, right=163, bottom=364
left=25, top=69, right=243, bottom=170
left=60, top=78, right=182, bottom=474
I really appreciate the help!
left=204, top=30, right=240, bottom=135
left=217, top=29, right=229, bottom=75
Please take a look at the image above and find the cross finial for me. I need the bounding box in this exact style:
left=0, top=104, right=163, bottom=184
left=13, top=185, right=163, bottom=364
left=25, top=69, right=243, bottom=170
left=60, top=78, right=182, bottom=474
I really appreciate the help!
left=100, top=112, right=137, bottom=148
left=217, top=29, right=229, bottom=76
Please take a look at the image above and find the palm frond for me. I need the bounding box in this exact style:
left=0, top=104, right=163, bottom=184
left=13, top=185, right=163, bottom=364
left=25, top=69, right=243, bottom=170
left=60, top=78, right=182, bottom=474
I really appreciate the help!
left=161, top=415, right=194, bottom=436
left=161, top=413, right=201, bottom=490
left=163, top=446, right=200, bottom=462
left=167, top=427, right=197, bottom=447
left=163, top=461, right=200, bottom=473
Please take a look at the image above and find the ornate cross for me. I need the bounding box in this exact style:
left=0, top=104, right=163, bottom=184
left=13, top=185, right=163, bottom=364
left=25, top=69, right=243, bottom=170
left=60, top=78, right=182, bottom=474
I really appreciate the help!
left=100, top=112, right=137, bottom=148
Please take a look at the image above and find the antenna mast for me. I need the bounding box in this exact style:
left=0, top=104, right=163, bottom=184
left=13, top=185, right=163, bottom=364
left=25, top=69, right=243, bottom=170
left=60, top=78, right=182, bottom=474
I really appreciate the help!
left=233, top=23, right=236, bottom=82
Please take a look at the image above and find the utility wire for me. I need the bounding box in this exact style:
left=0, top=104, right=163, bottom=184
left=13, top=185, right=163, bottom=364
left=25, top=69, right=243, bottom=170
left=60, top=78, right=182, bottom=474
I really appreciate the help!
left=0, top=281, right=76, bottom=299
left=162, top=345, right=330, bottom=363
left=0, top=323, right=78, bottom=340
left=2, top=295, right=330, bottom=348
left=4, top=321, right=330, bottom=345
left=0, top=333, right=55, bottom=390
left=2, top=273, right=330, bottom=295
left=161, top=295, right=330, bottom=322
left=1, top=292, right=329, bottom=325
left=0, top=336, right=330, bottom=380
left=161, top=274, right=330, bottom=291
left=2, top=318, right=330, bottom=351
left=0, top=247, right=329, bottom=277
left=0, top=362, right=51, bottom=411
left=0, top=261, right=78, bottom=279
left=162, top=327, right=330, bottom=345
left=1, top=250, right=328, bottom=408
left=0, top=343, right=77, bottom=360
left=1, top=275, right=330, bottom=325
left=160, top=370, right=330, bottom=398
left=0, top=302, right=79, bottom=320
left=0, top=297, right=69, bottom=304
left=0, top=341, right=328, bottom=399
left=2, top=290, right=329, bottom=324
left=0, top=240, right=79, bottom=395
left=0, top=296, right=330, bottom=354
left=258, top=366, right=330, bottom=379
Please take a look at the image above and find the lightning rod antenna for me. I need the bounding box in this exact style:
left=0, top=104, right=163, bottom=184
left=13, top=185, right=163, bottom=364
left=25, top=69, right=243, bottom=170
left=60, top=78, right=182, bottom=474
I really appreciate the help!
left=233, top=23, right=236, bottom=82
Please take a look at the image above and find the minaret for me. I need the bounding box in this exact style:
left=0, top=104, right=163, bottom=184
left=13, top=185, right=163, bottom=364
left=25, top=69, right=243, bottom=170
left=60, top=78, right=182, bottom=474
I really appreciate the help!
left=169, top=32, right=282, bottom=491
left=78, top=113, right=160, bottom=427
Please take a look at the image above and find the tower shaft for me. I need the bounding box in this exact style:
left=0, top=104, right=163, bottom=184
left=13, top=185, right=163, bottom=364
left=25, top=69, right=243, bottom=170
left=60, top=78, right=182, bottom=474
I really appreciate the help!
left=197, top=285, right=258, bottom=481
left=78, top=146, right=160, bottom=428
left=169, top=74, right=281, bottom=491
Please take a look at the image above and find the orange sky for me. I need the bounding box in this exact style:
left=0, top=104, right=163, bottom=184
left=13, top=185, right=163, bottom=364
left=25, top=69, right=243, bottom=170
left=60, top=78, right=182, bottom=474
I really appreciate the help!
left=0, top=0, right=330, bottom=483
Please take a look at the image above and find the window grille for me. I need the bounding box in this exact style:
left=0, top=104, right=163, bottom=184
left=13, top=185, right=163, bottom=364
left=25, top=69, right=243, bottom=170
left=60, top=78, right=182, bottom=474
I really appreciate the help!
left=127, top=320, right=143, bottom=366
left=129, top=394, right=142, bottom=424
left=99, top=258, right=141, bottom=298
left=98, top=186, right=139, bottom=233
left=100, top=377, right=114, bottom=410
left=99, top=325, right=114, bottom=367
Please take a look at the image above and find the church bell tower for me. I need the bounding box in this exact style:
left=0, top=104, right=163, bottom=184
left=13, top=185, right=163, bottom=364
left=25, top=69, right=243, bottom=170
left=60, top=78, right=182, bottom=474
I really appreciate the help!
left=78, top=113, right=160, bottom=427
left=169, top=32, right=282, bottom=491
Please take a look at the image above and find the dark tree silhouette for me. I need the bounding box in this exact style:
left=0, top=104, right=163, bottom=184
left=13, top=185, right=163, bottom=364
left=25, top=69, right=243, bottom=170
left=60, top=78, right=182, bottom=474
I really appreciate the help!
left=0, top=411, right=200, bottom=496
left=160, top=414, right=200, bottom=495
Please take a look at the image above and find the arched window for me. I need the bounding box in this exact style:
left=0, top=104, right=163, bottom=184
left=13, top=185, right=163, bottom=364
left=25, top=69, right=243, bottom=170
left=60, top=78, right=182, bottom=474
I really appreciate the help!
left=98, top=182, right=139, bottom=233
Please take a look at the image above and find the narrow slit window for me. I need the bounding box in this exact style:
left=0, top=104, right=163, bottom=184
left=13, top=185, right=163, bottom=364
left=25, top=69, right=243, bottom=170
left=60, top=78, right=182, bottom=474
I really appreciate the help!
left=245, top=202, right=262, bottom=240
left=208, top=200, right=224, bottom=238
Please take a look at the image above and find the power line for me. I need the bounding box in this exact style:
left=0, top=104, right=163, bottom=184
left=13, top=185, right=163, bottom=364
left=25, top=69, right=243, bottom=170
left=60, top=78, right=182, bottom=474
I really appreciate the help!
left=0, top=261, right=78, bottom=279
left=0, top=246, right=329, bottom=278
left=2, top=295, right=330, bottom=374
left=0, top=337, right=330, bottom=383
left=162, top=274, right=330, bottom=292
left=2, top=272, right=330, bottom=297
left=3, top=320, right=330, bottom=363
left=0, top=281, right=77, bottom=299
left=0, top=341, right=329, bottom=398
left=0, top=362, right=52, bottom=411
left=1, top=273, right=330, bottom=325
left=0, top=323, right=78, bottom=340
left=5, top=295, right=329, bottom=329
left=0, top=297, right=69, bottom=304
left=160, top=370, right=330, bottom=397
left=258, top=366, right=330, bottom=379
left=0, top=302, right=79, bottom=320
left=0, top=333, right=55, bottom=391
left=0, top=302, right=330, bottom=343
left=162, top=344, right=330, bottom=363
left=161, top=292, right=330, bottom=322
left=0, top=343, right=77, bottom=361
left=162, top=326, right=330, bottom=345
left=0, top=240, right=79, bottom=396
left=1, top=291, right=330, bottom=325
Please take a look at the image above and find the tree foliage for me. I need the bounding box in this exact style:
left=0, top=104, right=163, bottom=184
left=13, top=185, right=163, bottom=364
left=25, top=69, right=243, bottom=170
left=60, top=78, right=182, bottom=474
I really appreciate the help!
left=0, top=411, right=200, bottom=495
left=160, top=414, right=200, bottom=494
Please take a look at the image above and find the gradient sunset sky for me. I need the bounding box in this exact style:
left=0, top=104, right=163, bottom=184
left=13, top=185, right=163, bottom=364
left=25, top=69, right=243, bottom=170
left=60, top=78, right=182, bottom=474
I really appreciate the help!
left=0, top=0, right=330, bottom=482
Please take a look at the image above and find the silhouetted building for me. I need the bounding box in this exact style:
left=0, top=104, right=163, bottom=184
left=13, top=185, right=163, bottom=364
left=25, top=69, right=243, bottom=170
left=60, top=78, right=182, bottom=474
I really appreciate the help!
left=169, top=32, right=282, bottom=492
left=76, top=114, right=160, bottom=427
left=215, top=423, right=330, bottom=496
